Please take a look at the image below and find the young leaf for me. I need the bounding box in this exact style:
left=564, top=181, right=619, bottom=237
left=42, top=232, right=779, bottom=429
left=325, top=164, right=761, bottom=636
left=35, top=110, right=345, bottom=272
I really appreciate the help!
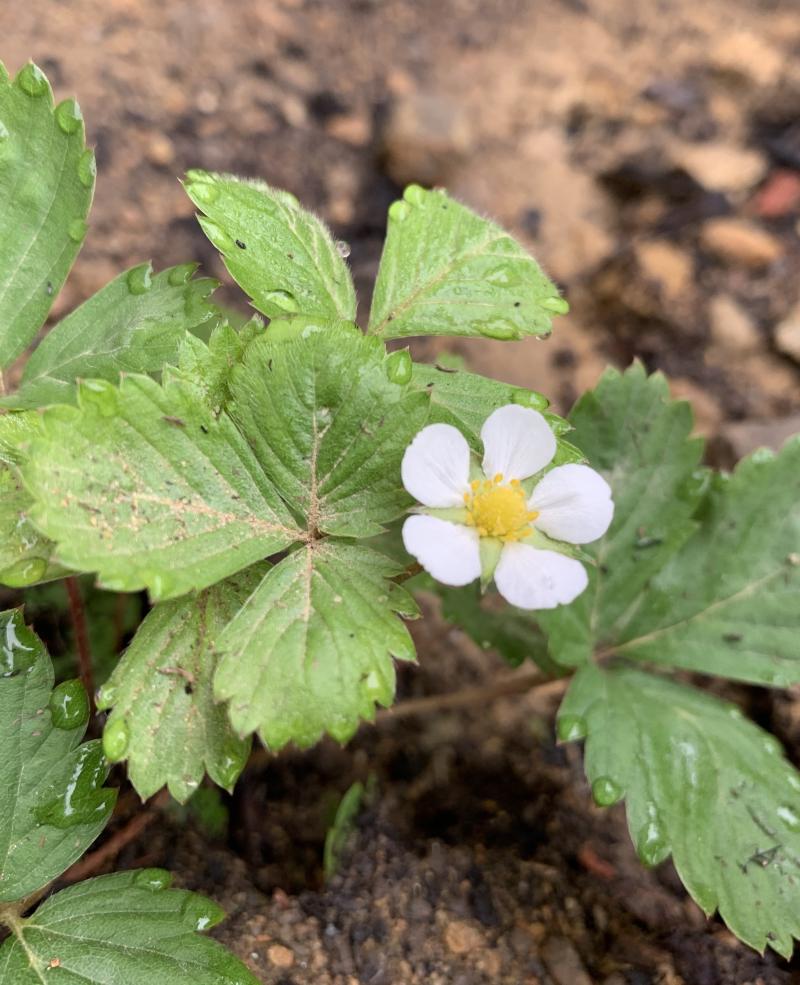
left=228, top=326, right=430, bottom=537
left=98, top=570, right=261, bottom=802
left=0, top=869, right=259, bottom=984
left=22, top=375, right=301, bottom=600
left=4, top=263, right=217, bottom=410
left=0, top=63, right=94, bottom=369
left=537, top=364, right=706, bottom=668
left=558, top=665, right=800, bottom=958
left=183, top=170, right=357, bottom=321
left=368, top=185, right=566, bottom=340
left=215, top=541, right=418, bottom=748
left=0, top=610, right=115, bottom=903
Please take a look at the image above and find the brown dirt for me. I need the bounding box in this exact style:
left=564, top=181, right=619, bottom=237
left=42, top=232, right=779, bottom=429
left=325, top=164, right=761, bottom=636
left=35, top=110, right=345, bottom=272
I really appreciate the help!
left=3, top=0, right=800, bottom=982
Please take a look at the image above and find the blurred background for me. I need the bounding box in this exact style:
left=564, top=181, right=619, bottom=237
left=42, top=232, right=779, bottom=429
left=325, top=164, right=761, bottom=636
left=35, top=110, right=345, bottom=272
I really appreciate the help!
left=3, top=0, right=800, bottom=465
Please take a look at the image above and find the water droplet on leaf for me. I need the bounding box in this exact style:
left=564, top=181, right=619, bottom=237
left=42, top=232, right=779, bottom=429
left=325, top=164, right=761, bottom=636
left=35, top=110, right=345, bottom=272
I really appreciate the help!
left=102, top=717, right=129, bottom=762
left=385, top=349, right=413, bottom=385
left=68, top=218, right=88, bottom=243
left=126, top=263, right=153, bottom=295
left=403, top=183, right=426, bottom=206
left=637, top=816, right=669, bottom=867
left=592, top=776, right=623, bottom=806
left=511, top=388, right=550, bottom=411
left=0, top=612, right=37, bottom=678
left=388, top=200, right=410, bottom=223
left=55, top=98, right=82, bottom=135
left=335, top=239, right=351, bottom=258
left=0, top=556, right=48, bottom=588
left=479, top=318, right=519, bottom=340
left=541, top=296, right=570, bottom=315
left=556, top=714, right=586, bottom=742
left=133, top=868, right=171, bottom=891
left=17, top=63, right=48, bottom=97
left=35, top=741, right=113, bottom=828
left=96, top=682, right=116, bottom=710
left=49, top=679, right=90, bottom=730
left=263, top=289, right=300, bottom=313
left=76, top=149, right=96, bottom=188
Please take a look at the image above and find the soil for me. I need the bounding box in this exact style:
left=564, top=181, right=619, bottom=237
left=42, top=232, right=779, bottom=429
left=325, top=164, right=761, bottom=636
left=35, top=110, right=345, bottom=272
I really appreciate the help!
left=2, top=0, right=800, bottom=982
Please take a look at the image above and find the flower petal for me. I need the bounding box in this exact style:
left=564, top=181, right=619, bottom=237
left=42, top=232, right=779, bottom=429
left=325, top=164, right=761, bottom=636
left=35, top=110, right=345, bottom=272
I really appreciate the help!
left=481, top=405, right=556, bottom=481
left=529, top=464, right=613, bottom=544
left=494, top=544, right=588, bottom=610
left=402, top=515, right=480, bottom=587
left=401, top=423, right=471, bottom=507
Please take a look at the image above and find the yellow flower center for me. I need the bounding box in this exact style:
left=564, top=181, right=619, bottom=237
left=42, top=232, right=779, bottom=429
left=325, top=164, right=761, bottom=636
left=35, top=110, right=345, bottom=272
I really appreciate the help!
left=464, top=474, right=539, bottom=542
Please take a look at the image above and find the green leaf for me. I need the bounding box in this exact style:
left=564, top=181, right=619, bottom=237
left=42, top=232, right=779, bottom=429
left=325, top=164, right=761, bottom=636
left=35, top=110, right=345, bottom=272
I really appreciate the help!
left=613, top=439, right=800, bottom=685
left=0, top=870, right=259, bottom=984
left=215, top=541, right=418, bottom=748
left=324, top=780, right=366, bottom=880
left=22, top=375, right=301, bottom=600
left=98, top=570, right=260, bottom=802
left=183, top=170, right=356, bottom=321
left=0, top=610, right=115, bottom=903
left=228, top=326, right=430, bottom=538
left=368, top=184, right=565, bottom=340
left=0, top=413, right=63, bottom=588
left=559, top=665, right=800, bottom=957
left=4, top=263, right=217, bottom=410
left=537, top=364, right=705, bottom=668
left=0, top=63, right=94, bottom=369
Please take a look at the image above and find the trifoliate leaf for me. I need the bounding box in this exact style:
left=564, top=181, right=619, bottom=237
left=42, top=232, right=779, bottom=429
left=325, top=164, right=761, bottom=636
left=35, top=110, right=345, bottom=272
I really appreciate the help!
left=22, top=375, right=301, bottom=600
left=228, top=326, right=429, bottom=538
left=4, top=263, right=217, bottom=410
left=0, top=63, right=94, bottom=369
left=558, top=665, right=800, bottom=958
left=183, top=170, right=356, bottom=321
left=537, top=363, right=705, bottom=668
left=0, top=870, right=259, bottom=984
left=215, top=541, right=418, bottom=748
left=368, top=185, right=566, bottom=340
left=98, top=570, right=262, bottom=802
left=0, top=610, right=115, bottom=903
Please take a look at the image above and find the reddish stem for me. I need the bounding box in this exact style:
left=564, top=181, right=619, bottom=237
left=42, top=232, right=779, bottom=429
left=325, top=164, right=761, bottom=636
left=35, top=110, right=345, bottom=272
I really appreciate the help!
left=65, top=577, right=95, bottom=714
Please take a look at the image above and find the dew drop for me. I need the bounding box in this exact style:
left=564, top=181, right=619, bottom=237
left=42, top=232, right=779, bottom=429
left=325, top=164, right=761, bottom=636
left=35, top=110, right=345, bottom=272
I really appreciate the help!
left=388, top=200, right=410, bottom=223
left=188, top=179, right=220, bottom=206
left=541, top=295, right=570, bottom=315
left=199, top=217, right=235, bottom=253
left=17, top=63, right=48, bottom=98
left=777, top=805, right=800, bottom=832
left=485, top=263, right=521, bottom=288
left=637, top=816, right=669, bottom=867
left=49, top=679, right=90, bottom=730
left=403, top=183, right=426, bottom=206
left=335, top=239, right=351, bottom=259
left=78, top=378, right=118, bottom=417
left=556, top=714, right=587, bottom=742
left=55, top=98, right=82, bottom=135
left=35, top=741, right=113, bottom=828
left=95, top=682, right=117, bottom=711
left=511, top=387, right=550, bottom=411
left=592, top=775, right=623, bottom=807
left=168, top=263, right=196, bottom=286
left=76, top=148, right=96, bottom=189
left=263, top=289, right=300, bottom=313
left=102, top=717, right=129, bottom=762
left=385, top=348, right=413, bottom=385
left=126, top=263, right=153, bottom=295
left=478, top=318, right=519, bottom=341
left=0, top=556, right=48, bottom=588
left=68, top=218, right=88, bottom=243
left=133, top=868, right=171, bottom=892
left=0, top=612, right=37, bottom=678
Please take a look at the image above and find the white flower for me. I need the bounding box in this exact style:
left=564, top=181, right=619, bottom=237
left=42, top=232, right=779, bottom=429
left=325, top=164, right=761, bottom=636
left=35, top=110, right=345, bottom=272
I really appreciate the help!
left=401, top=404, right=613, bottom=610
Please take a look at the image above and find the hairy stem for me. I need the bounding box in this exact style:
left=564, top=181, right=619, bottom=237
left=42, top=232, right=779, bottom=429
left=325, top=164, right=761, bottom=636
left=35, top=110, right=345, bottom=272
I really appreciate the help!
left=64, top=576, right=95, bottom=715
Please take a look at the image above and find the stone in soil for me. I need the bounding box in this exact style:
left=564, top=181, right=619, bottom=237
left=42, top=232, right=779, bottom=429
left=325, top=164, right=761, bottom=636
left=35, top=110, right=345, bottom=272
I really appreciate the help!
left=700, top=217, right=783, bottom=268
left=775, top=304, right=800, bottom=363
